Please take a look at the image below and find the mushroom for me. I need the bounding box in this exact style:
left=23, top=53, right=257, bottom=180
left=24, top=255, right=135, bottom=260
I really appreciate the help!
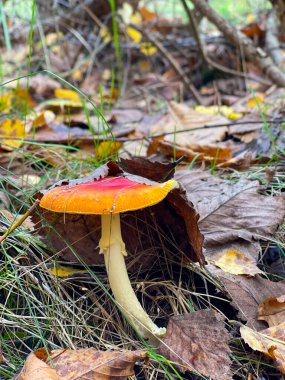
left=40, top=162, right=178, bottom=340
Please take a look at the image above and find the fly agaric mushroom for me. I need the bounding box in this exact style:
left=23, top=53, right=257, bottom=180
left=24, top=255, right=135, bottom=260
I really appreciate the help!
left=40, top=162, right=178, bottom=340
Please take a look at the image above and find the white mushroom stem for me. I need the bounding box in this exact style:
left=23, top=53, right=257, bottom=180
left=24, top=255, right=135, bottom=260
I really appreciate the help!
left=99, top=213, right=166, bottom=340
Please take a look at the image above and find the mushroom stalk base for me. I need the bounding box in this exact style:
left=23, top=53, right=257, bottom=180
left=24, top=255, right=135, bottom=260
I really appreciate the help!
left=100, top=213, right=166, bottom=340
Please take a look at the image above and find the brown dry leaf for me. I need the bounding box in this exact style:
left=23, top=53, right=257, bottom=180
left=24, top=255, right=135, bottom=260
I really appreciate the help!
left=258, top=296, right=285, bottom=327
left=228, top=113, right=263, bottom=144
left=15, top=349, right=59, bottom=380
left=15, top=348, right=148, bottom=380
left=174, top=169, right=285, bottom=248
left=154, top=140, right=232, bottom=164
left=212, top=249, right=263, bottom=276
left=148, top=101, right=231, bottom=162
left=159, top=309, right=232, bottom=380
left=208, top=265, right=285, bottom=330
left=175, top=168, right=285, bottom=330
left=107, top=109, right=143, bottom=125
left=28, top=74, right=61, bottom=99
left=240, top=324, right=285, bottom=375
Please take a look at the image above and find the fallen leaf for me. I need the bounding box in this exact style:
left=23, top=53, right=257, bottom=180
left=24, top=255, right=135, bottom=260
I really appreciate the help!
left=140, top=42, right=157, bottom=56
left=195, top=105, right=242, bottom=119
left=54, top=88, right=81, bottom=103
left=15, top=348, right=148, bottom=380
left=15, top=349, right=59, bottom=380
left=246, top=94, right=264, bottom=109
left=213, top=249, right=263, bottom=276
left=175, top=169, right=285, bottom=248
left=100, top=25, right=112, bottom=44
left=32, top=111, right=56, bottom=128
left=241, top=324, right=285, bottom=375
left=148, top=101, right=231, bottom=162
left=28, top=74, right=61, bottom=99
left=155, top=139, right=232, bottom=164
left=208, top=264, right=285, bottom=330
left=0, top=88, right=35, bottom=114
left=139, top=7, right=157, bottom=22
left=130, top=11, right=143, bottom=25
left=0, top=119, right=26, bottom=150
left=164, top=101, right=229, bottom=145
left=127, top=27, right=142, bottom=43
left=228, top=113, right=263, bottom=144
left=258, top=296, right=285, bottom=327
left=120, top=156, right=178, bottom=182
left=159, top=309, right=232, bottom=380
left=95, top=141, right=122, bottom=159
left=107, top=108, right=143, bottom=124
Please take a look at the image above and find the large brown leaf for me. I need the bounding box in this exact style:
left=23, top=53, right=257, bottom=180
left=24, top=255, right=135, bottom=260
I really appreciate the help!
left=15, top=348, right=148, bottom=380
left=208, top=265, right=285, bottom=330
left=148, top=101, right=231, bottom=163
left=258, top=295, right=285, bottom=327
left=159, top=309, right=232, bottom=380
left=174, top=169, right=285, bottom=248
left=150, top=101, right=229, bottom=146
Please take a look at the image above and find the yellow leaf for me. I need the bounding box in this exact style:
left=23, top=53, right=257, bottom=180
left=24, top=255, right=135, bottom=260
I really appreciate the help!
left=0, top=88, right=34, bottom=114
left=130, top=12, right=142, bottom=25
left=227, top=112, right=243, bottom=120
left=241, top=324, right=285, bottom=374
left=0, top=93, right=11, bottom=113
left=246, top=94, right=264, bottom=109
left=213, top=249, right=263, bottom=276
left=140, top=42, right=157, bottom=56
left=71, top=69, right=82, bottom=81
left=54, top=88, right=81, bottom=102
left=100, top=25, right=112, bottom=44
left=45, top=32, right=63, bottom=46
left=32, top=110, right=56, bottom=128
left=95, top=141, right=122, bottom=159
left=0, top=119, right=26, bottom=150
left=48, top=264, right=87, bottom=278
left=246, top=14, right=256, bottom=24
left=127, top=27, right=142, bottom=43
left=195, top=105, right=242, bottom=119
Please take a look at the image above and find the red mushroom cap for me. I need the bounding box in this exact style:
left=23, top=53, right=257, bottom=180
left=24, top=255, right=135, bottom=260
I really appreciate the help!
left=40, top=176, right=178, bottom=214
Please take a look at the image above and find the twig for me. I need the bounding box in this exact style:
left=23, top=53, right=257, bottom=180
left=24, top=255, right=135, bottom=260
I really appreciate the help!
left=0, top=200, right=40, bottom=243
left=181, top=0, right=271, bottom=86
left=266, top=9, right=282, bottom=66
left=0, top=119, right=283, bottom=144
left=191, top=0, right=285, bottom=87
